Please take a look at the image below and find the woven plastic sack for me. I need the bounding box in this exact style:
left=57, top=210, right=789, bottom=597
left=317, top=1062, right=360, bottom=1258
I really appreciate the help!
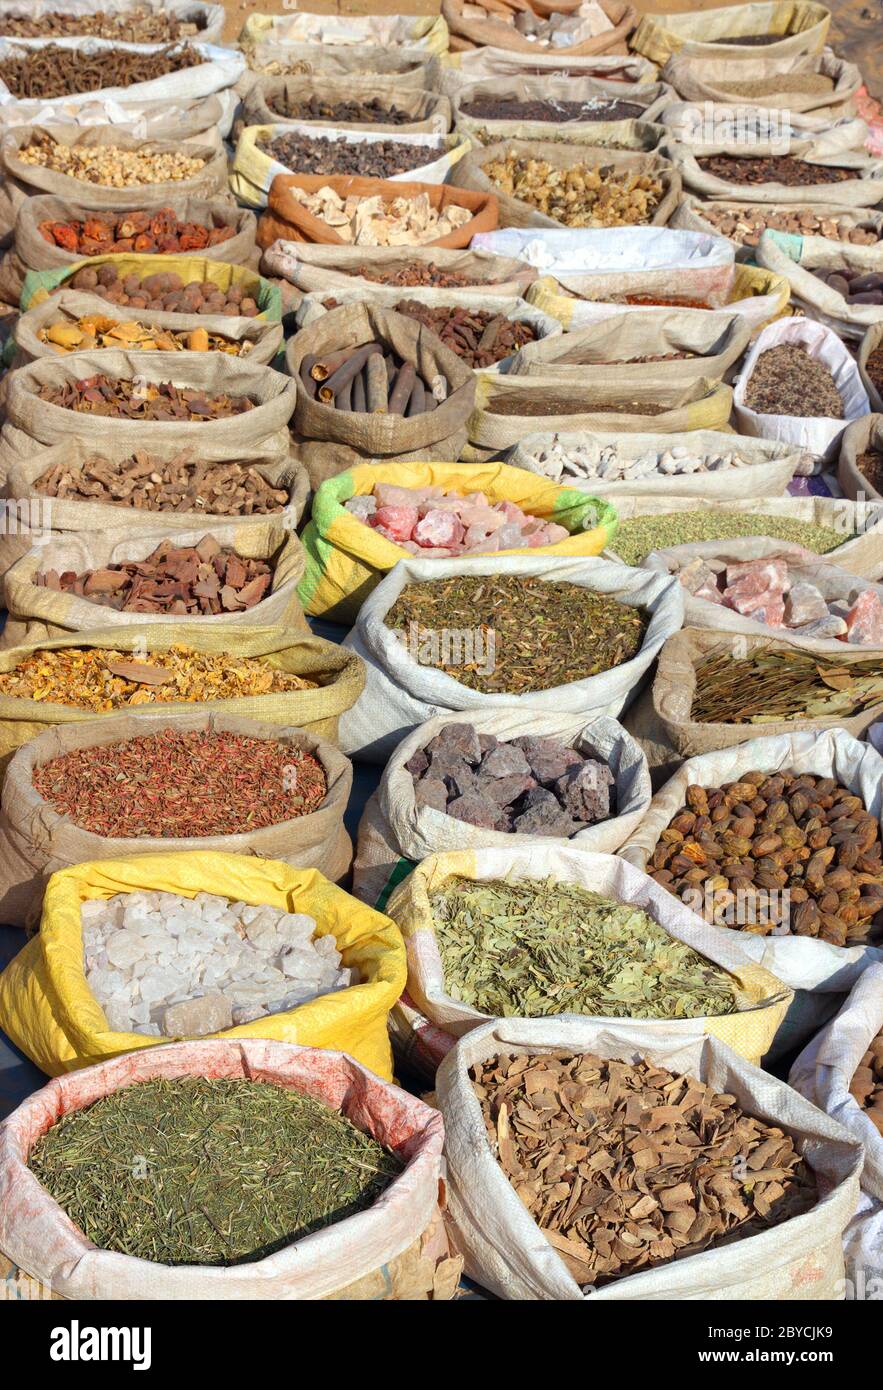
left=231, top=124, right=470, bottom=210
left=508, top=428, right=805, bottom=501
left=261, top=239, right=535, bottom=299
left=19, top=251, right=281, bottom=316
left=632, top=1, right=831, bottom=67
left=1, top=519, right=307, bottom=649
left=242, top=42, right=441, bottom=92
left=241, top=77, right=451, bottom=137
left=670, top=194, right=883, bottom=264
left=451, top=75, right=671, bottom=146
left=756, top=230, right=883, bottom=341
left=440, top=48, right=656, bottom=91
left=0, top=625, right=365, bottom=769
left=442, top=0, right=635, bottom=58
left=353, top=709, right=650, bottom=910
left=240, top=11, right=450, bottom=55
left=858, top=328, right=883, bottom=414
left=0, top=0, right=224, bottom=44
left=298, top=460, right=617, bottom=624
left=0, top=851, right=405, bottom=1079
left=838, top=413, right=883, bottom=497
left=660, top=103, right=869, bottom=156
left=339, top=554, right=684, bottom=764
left=438, top=1016, right=861, bottom=1300
left=387, top=845, right=791, bottom=1081
left=663, top=134, right=883, bottom=208
left=0, top=1036, right=451, bottom=1298
left=733, top=317, right=870, bottom=464
left=662, top=46, right=862, bottom=118
left=790, top=964, right=883, bottom=1293
left=0, top=711, right=353, bottom=928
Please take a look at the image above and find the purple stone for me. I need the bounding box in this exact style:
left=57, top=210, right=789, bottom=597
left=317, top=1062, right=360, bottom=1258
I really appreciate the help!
left=509, top=736, right=584, bottom=787
left=425, top=722, right=482, bottom=765
left=477, top=771, right=537, bottom=806
left=479, top=742, right=531, bottom=779
left=405, top=748, right=430, bottom=778
left=553, top=759, right=615, bottom=823
left=414, top=776, right=449, bottom=813
left=512, top=787, right=581, bottom=838
left=446, top=793, right=499, bottom=830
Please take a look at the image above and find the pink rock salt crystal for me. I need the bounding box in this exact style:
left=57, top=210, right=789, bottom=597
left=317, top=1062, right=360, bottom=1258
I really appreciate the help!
left=463, top=530, right=502, bottom=553
left=723, top=569, right=786, bottom=616
left=375, top=483, right=442, bottom=509
left=725, top=557, right=790, bottom=590
left=845, top=588, right=883, bottom=645
left=679, top=559, right=720, bottom=596
left=413, top=509, right=465, bottom=548
left=784, top=582, right=828, bottom=627
left=458, top=505, right=505, bottom=531
left=371, top=505, right=419, bottom=542
left=694, top=578, right=725, bottom=605
left=495, top=522, right=527, bottom=549
left=747, top=598, right=785, bottom=627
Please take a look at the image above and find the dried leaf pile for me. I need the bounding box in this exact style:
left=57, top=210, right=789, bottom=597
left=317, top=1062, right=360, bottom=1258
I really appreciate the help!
left=692, top=647, right=883, bottom=724
left=431, top=876, right=739, bottom=1019
left=472, top=1051, right=817, bottom=1288
left=37, top=316, right=253, bottom=356
left=850, top=1029, right=883, bottom=1135
left=34, top=451, right=288, bottom=516
left=0, top=645, right=317, bottom=711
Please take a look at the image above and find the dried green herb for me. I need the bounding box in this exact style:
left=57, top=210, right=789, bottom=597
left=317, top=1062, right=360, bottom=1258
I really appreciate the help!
left=692, top=645, right=883, bottom=724
left=610, top=512, right=847, bottom=567
left=430, top=876, right=739, bottom=1018
left=386, top=575, right=647, bottom=694
left=28, top=1077, right=403, bottom=1266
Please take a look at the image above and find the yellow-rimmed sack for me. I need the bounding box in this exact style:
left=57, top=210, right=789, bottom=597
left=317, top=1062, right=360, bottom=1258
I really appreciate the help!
left=385, top=845, right=792, bottom=1077
left=0, top=850, right=406, bottom=1079
left=631, top=1, right=830, bottom=67
left=526, top=264, right=790, bottom=334
left=298, top=460, right=618, bottom=624
left=230, top=123, right=470, bottom=209
left=20, top=252, right=281, bottom=317
left=0, top=624, right=365, bottom=769
left=240, top=11, right=450, bottom=54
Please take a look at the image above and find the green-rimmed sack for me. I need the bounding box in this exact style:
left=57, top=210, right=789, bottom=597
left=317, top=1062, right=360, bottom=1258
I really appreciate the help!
left=231, top=123, right=470, bottom=209
left=0, top=711, right=353, bottom=927
left=632, top=1, right=831, bottom=66
left=756, top=229, right=883, bottom=340
left=12, top=290, right=284, bottom=368
left=463, top=373, right=733, bottom=460
left=0, top=624, right=365, bottom=769
left=1, top=519, right=308, bottom=649
left=508, top=309, right=751, bottom=385
left=670, top=194, right=883, bottom=264
left=526, top=263, right=790, bottom=334
left=0, top=851, right=405, bottom=1080
left=20, top=252, right=281, bottom=317
left=297, top=460, right=618, bottom=623
left=0, top=193, right=255, bottom=308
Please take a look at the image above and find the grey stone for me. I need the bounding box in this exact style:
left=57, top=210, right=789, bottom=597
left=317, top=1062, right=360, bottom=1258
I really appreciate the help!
left=404, top=748, right=430, bottom=777
left=553, top=759, right=614, bottom=823
left=513, top=787, right=580, bottom=838
left=509, top=736, right=583, bottom=787
left=425, top=722, right=482, bottom=765
left=479, top=742, right=531, bottom=779
left=414, top=776, right=449, bottom=813
left=446, top=793, right=499, bottom=830
left=427, top=748, right=474, bottom=786
left=445, top=766, right=479, bottom=799
left=477, top=771, right=537, bottom=806
left=478, top=733, right=499, bottom=755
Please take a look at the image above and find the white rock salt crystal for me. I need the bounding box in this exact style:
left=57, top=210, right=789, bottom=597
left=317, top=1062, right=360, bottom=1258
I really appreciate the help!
left=139, top=968, right=179, bottom=1003
left=232, top=1003, right=269, bottom=1025
left=277, top=913, right=317, bottom=947
left=81, top=899, right=109, bottom=923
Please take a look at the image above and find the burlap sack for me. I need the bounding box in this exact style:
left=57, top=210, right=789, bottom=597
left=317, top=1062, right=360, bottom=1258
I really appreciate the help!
left=242, top=42, right=442, bottom=92
left=632, top=1, right=830, bottom=66
left=450, top=140, right=679, bottom=230
left=1, top=519, right=307, bottom=648
left=257, top=175, right=499, bottom=250
left=606, top=494, right=883, bottom=578
left=1, top=1207, right=461, bottom=1302
left=0, top=193, right=255, bottom=307
left=0, top=126, right=229, bottom=248
left=0, top=625, right=365, bottom=769
left=756, top=231, right=883, bottom=340
left=442, top=0, right=636, bottom=57
left=287, top=303, right=475, bottom=488
left=441, top=48, right=656, bottom=94
left=242, top=77, right=451, bottom=136
left=670, top=194, right=883, bottom=264
left=0, top=437, right=308, bottom=581
left=438, top=1017, right=860, bottom=1300
left=0, top=711, right=353, bottom=926
left=0, top=351, right=297, bottom=484
left=662, top=47, right=862, bottom=119
left=239, top=11, right=449, bottom=54
left=508, top=427, right=805, bottom=500
left=353, top=708, right=651, bottom=912
left=644, top=544, right=883, bottom=654
left=464, top=374, right=732, bottom=459
left=0, top=0, right=225, bottom=46
left=660, top=103, right=869, bottom=156
left=12, top=290, right=283, bottom=368
left=663, top=134, right=883, bottom=208
left=509, top=309, right=751, bottom=385
left=261, top=241, right=536, bottom=299
left=0, top=1040, right=454, bottom=1300
left=451, top=75, right=671, bottom=146
left=295, top=287, right=560, bottom=374
left=19, top=251, right=279, bottom=317
left=642, top=627, right=883, bottom=766
left=838, top=413, right=883, bottom=498
left=858, top=328, right=883, bottom=414
left=0, top=91, right=228, bottom=141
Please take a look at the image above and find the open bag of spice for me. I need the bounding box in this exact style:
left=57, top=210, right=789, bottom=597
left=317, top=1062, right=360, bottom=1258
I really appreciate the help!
left=0, top=625, right=366, bottom=770
left=1, top=522, right=308, bottom=650
left=756, top=229, right=883, bottom=341
left=619, top=728, right=883, bottom=1056
left=838, top=414, right=883, bottom=500
left=660, top=47, right=862, bottom=120
left=856, top=327, right=883, bottom=415
left=338, top=555, right=684, bottom=764
left=0, top=711, right=354, bottom=927
left=630, top=0, right=831, bottom=67
left=436, top=1017, right=861, bottom=1300
left=661, top=134, right=883, bottom=209
left=259, top=241, right=537, bottom=299
left=0, top=849, right=406, bottom=1081
left=298, top=460, right=616, bottom=624
left=352, top=709, right=651, bottom=911
left=384, top=843, right=791, bottom=1085
left=789, top=962, right=883, bottom=1291
left=0, top=1037, right=462, bottom=1300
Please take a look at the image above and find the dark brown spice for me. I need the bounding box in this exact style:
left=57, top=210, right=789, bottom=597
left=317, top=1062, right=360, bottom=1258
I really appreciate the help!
left=460, top=96, right=644, bottom=122
left=697, top=154, right=855, bottom=186
left=36, top=373, right=256, bottom=420
left=745, top=344, right=843, bottom=419
left=0, top=42, right=205, bottom=98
